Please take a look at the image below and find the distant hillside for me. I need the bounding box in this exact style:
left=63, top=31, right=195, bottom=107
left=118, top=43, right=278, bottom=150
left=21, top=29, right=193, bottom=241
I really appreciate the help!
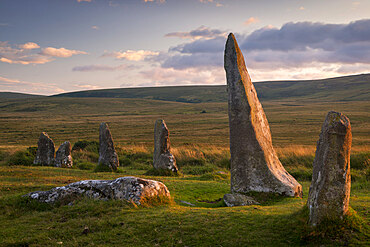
left=0, top=92, right=44, bottom=99
left=53, top=74, right=370, bottom=103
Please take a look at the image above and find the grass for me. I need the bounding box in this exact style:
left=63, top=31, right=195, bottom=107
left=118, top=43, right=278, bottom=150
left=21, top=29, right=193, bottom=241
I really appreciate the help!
left=0, top=163, right=368, bottom=246
left=0, top=84, right=369, bottom=246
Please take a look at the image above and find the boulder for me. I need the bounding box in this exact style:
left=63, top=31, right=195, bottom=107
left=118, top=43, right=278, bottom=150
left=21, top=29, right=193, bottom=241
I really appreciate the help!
left=223, top=193, right=259, bottom=207
left=98, top=122, right=119, bottom=170
left=153, top=119, right=178, bottom=172
left=25, top=176, right=171, bottom=205
left=307, top=111, right=352, bottom=226
left=55, top=141, right=73, bottom=168
left=33, top=132, right=55, bottom=166
left=224, top=33, right=302, bottom=198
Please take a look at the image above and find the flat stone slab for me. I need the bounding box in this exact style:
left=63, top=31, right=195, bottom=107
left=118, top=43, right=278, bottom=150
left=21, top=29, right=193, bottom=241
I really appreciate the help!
left=25, top=177, right=170, bottom=205
left=223, top=193, right=259, bottom=207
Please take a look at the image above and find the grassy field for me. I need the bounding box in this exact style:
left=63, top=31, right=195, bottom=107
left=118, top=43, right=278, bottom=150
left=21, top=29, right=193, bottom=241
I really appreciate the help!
left=0, top=81, right=369, bottom=246
left=0, top=97, right=369, bottom=149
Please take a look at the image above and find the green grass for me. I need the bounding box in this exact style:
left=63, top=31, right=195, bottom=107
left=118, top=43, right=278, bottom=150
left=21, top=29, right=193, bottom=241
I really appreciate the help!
left=0, top=164, right=368, bottom=246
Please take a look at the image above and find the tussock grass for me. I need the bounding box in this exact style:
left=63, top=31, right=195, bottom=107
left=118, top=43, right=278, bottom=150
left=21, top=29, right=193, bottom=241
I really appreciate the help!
left=0, top=166, right=367, bottom=246
left=299, top=207, right=369, bottom=246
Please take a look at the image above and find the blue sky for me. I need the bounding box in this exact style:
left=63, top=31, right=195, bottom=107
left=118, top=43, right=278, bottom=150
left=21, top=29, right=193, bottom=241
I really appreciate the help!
left=0, top=0, right=369, bottom=95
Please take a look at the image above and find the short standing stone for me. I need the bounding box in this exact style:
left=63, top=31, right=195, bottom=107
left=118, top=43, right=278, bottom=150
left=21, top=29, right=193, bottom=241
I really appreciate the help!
left=55, top=141, right=73, bottom=168
left=25, top=176, right=171, bottom=205
left=153, top=119, right=178, bottom=172
left=98, top=122, right=119, bottom=170
left=224, top=33, right=302, bottom=199
left=307, top=111, right=352, bottom=226
left=33, top=132, right=55, bottom=166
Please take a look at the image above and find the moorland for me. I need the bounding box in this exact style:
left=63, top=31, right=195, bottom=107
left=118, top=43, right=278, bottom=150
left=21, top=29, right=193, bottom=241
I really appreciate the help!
left=0, top=74, right=369, bottom=246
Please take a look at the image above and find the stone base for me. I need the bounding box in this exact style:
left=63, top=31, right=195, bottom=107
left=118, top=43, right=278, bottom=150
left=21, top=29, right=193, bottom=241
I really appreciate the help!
left=223, top=193, right=259, bottom=207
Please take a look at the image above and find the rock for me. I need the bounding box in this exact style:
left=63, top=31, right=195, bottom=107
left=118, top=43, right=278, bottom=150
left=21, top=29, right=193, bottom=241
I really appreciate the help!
left=307, top=111, right=352, bottom=226
left=223, top=193, right=259, bottom=207
left=153, top=119, right=178, bottom=172
left=224, top=33, right=302, bottom=197
left=33, top=132, right=55, bottom=166
left=98, top=122, right=119, bottom=170
left=55, top=141, right=73, bottom=168
left=25, top=176, right=171, bottom=205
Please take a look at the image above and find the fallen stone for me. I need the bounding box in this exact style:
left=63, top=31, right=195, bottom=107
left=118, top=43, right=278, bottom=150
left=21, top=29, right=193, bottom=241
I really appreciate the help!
left=180, top=200, right=196, bottom=206
left=55, top=141, right=73, bottom=168
left=223, top=193, right=259, bottom=207
left=25, top=176, right=171, bottom=205
left=98, top=122, right=119, bottom=170
left=307, top=111, right=352, bottom=226
left=33, top=132, right=55, bottom=166
left=224, top=33, right=302, bottom=197
left=153, top=119, right=178, bottom=172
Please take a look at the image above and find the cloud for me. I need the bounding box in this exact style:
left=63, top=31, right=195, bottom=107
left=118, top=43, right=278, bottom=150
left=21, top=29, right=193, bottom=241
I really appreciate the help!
left=169, top=36, right=225, bottom=53
left=102, top=50, right=159, bottom=61
left=242, top=19, right=370, bottom=52
left=139, top=67, right=225, bottom=86
left=243, top=17, right=259, bottom=26
left=159, top=19, right=370, bottom=74
left=40, top=47, right=87, bottom=58
left=143, top=0, right=166, bottom=4
left=0, top=75, right=64, bottom=94
left=72, top=64, right=130, bottom=72
left=73, top=83, right=101, bottom=90
left=19, top=42, right=40, bottom=50
left=0, top=41, right=53, bottom=64
left=0, top=41, right=87, bottom=65
left=77, top=0, right=92, bottom=2
left=165, top=26, right=227, bottom=40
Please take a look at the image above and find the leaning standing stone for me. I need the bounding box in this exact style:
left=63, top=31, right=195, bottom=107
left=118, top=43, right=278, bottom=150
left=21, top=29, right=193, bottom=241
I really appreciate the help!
left=224, top=33, right=302, bottom=198
left=33, top=132, right=55, bottom=166
left=55, top=141, right=73, bottom=168
left=98, top=122, right=119, bottom=170
left=153, top=119, right=178, bottom=172
left=307, top=111, right=352, bottom=226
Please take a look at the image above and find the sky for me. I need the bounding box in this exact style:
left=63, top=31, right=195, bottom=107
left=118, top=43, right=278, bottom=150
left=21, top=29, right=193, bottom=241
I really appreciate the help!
left=0, top=0, right=369, bottom=95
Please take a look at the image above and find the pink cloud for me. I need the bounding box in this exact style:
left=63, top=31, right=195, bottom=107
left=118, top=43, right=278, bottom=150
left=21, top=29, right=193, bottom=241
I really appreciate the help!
left=40, top=47, right=87, bottom=58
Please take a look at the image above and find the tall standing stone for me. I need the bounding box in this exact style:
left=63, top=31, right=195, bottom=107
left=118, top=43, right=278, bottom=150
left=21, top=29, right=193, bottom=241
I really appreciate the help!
left=224, top=33, right=302, bottom=198
left=153, top=119, right=178, bottom=172
left=98, top=122, right=119, bottom=170
left=33, top=132, right=55, bottom=166
left=307, top=111, right=352, bottom=226
left=55, top=141, right=73, bottom=168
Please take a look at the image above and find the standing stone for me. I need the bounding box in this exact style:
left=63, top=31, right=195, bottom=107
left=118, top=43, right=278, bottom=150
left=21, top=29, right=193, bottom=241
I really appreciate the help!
left=307, top=111, right=352, bottom=226
left=98, top=122, right=119, bottom=170
left=33, top=132, right=55, bottom=166
left=153, top=119, right=178, bottom=172
left=55, top=141, right=73, bottom=168
left=224, top=33, right=302, bottom=198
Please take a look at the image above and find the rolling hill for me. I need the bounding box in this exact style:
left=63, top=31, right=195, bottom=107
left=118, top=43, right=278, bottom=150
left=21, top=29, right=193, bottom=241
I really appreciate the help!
left=53, top=73, right=370, bottom=103
left=0, top=92, right=45, bottom=99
